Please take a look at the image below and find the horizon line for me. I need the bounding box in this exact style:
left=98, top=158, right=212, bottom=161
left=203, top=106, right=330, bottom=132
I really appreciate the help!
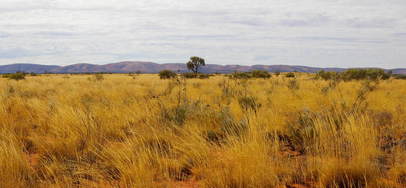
left=0, top=61, right=405, bottom=70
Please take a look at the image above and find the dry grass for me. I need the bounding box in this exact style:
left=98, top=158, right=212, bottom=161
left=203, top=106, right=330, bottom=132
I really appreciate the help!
left=0, top=73, right=405, bottom=187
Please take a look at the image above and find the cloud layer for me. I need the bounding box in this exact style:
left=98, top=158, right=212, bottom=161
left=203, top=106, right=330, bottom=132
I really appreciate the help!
left=0, top=0, right=405, bottom=68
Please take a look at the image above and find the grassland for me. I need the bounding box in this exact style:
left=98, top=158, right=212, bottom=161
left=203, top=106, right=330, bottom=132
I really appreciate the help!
left=0, top=73, right=405, bottom=187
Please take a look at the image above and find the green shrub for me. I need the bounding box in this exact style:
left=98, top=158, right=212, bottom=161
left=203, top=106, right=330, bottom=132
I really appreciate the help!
left=285, top=72, right=295, bottom=78
left=230, top=72, right=252, bottom=79
left=7, top=72, right=26, bottom=81
left=316, top=70, right=340, bottom=80
left=393, top=74, right=406, bottom=80
left=181, top=72, right=198, bottom=79
left=159, top=104, right=188, bottom=126
left=341, top=69, right=390, bottom=81
left=159, top=70, right=177, bottom=79
left=316, top=69, right=391, bottom=81
left=251, top=70, right=271, bottom=79
left=230, top=70, right=271, bottom=79
left=198, top=74, right=210, bottom=79
left=179, top=72, right=210, bottom=79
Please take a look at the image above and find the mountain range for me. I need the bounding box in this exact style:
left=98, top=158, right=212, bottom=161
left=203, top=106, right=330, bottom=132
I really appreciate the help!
left=0, top=61, right=405, bottom=74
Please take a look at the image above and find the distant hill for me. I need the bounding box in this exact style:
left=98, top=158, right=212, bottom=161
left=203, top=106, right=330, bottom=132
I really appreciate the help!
left=0, top=64, right=60, bottom=74
left=391, top=69, right=406, bottom=75
left=0, top=61, right=405, bottom=74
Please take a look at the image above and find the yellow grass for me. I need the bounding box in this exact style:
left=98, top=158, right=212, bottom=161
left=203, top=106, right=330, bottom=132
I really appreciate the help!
left=0, top=73, right=405, bottom=187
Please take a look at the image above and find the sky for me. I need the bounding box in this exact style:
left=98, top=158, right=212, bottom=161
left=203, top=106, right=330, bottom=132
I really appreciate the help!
left=0, top=0, right=405, bottom=68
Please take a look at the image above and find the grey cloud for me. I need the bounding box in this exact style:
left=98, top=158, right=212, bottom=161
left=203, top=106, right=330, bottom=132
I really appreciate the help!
left=158, top=35, right=236, bottom=41
left=254, top=56, right=273, bottom=61
left=231, top=20, right=266, bottom=27
left=32, top=31, right=77, bottom=37
left=297, top=37, right=387, bottom=44
left=344, top=18, right=397, bottom=28
left=278, top=14, right=331, bottom=27
left=393, top=33, right=406, bottom=37
left=0, top=0, right=405, bottom=68
left=0, top=48, right=37, bottom=59
left=0, top=32, right=10, bottom=38
left=0, top=47, right=62, bottom=59
left=114, top=52, right=178, bottom=60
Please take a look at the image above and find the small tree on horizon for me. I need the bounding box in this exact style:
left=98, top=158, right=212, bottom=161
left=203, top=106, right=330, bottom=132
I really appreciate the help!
left=186, top=56, right=205, bottom=74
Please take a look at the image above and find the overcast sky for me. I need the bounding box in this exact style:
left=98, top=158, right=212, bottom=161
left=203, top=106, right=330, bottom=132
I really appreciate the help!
left=0, top=0, right=405, bottom=68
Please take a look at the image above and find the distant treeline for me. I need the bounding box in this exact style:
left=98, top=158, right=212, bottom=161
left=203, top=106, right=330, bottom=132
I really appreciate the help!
left=315, top=69, right=398, bottom=81
left=2, top=69, right=406, bottom=81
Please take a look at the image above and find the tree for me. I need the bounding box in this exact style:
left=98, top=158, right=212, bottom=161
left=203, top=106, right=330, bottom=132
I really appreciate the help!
left=186, top=56, right=205, bottom=74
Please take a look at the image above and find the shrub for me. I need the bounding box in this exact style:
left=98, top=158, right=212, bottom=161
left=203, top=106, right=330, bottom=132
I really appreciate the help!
left=286, top=72, right=295, bottom=78
left=274, top=71, right=281, bottom=76
left=251, top=70, right=271, bottom=79
left=181, top=72, right=198, bottom=79
left=230, top=72, right=252, bottom=79
left=7, top=72, right=26, bottom=81
left=159, top=104, right=189, bottom=126
left=94, top=73, right=104, bottom=81
left=393, top=74, right=406, bottom=80
left=219, top=107, right=248, bottom=137
left=204, top=130, right=225, bottom=145
left=287, top=79, right=299, bottom=90
left=341, top=69, right=391, bottom=81
left=316, top=70, right=340, bottom=80
left=316, top=69, right=391, bottom=81
left=159, top=70, right=177, bottom=79
left=286, top=110, right=316, bottom=153
left=238, top=96, right=261, bottom=113
left=230, top=71, right=271, bottom=79
left=180, top=72, right=210, bottom=79
left=198, top=74, right=210, bottom=79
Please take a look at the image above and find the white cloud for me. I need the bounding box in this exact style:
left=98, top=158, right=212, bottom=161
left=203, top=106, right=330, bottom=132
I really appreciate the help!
left=0, top=0, right=405, bottom=68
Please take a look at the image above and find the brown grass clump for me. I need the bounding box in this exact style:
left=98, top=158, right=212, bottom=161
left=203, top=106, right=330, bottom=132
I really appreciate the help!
left=0, top=73, right=405, bottom=187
